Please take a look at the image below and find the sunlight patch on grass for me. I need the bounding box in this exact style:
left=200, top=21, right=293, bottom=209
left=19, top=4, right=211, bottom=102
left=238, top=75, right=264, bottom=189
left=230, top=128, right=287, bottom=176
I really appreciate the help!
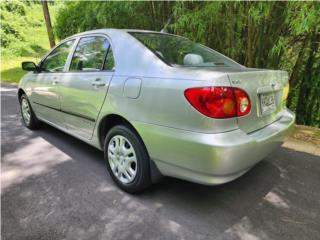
left=1, top=57, right=40, bottom=84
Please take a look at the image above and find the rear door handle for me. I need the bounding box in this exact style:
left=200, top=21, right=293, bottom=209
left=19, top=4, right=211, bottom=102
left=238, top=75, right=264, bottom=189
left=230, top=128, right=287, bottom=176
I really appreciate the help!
left=92, top=78, right=105, bottom=87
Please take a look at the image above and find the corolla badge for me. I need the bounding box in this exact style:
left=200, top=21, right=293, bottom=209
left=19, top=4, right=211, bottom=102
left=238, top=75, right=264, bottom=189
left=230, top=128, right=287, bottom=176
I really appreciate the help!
left=231, top=79, right=241, bottom=84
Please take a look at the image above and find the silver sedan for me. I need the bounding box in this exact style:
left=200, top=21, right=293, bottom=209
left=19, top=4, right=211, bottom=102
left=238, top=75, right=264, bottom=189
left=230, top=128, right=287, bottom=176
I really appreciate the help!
left=18, top=29, right=295, bottom=193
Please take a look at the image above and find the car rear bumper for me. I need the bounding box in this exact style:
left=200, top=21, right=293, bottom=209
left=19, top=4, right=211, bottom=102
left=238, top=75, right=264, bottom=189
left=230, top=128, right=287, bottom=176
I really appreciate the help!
left=132, top=108, right=295, bottom=185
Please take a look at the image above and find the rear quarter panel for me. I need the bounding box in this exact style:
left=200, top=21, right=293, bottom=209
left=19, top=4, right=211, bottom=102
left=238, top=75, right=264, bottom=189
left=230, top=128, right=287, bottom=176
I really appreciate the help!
left=97, top=73, right=238, bottom=133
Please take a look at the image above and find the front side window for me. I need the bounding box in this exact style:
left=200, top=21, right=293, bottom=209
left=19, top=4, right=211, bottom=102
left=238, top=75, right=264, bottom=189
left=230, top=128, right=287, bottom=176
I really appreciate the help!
left=70, top=36, right=112, bottom=71
left=41, top=40, right=75, bottom=72
left=129, top=32, right=242, bottom=68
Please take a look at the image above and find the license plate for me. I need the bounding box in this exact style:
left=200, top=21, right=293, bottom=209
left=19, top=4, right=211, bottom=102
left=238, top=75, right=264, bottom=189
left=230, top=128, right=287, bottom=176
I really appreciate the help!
left=260, top=93, right=276, bottom=115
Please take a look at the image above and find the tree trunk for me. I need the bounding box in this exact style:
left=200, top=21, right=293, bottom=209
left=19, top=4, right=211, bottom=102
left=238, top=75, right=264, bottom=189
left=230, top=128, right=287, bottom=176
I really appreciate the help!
left=42, top=1, right=55, bottom=48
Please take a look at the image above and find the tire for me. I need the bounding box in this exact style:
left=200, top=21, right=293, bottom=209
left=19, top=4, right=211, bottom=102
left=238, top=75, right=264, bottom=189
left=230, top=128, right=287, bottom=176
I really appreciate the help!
left=20, top=94, right=41, bottom=129
left=104, top=125, right=151, bottom=193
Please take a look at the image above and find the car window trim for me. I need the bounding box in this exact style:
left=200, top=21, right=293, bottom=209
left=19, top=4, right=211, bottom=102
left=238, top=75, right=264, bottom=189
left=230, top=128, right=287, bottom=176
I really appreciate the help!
left=37, top=38, right=77, bottom=74
left=67, top=34, right=115, bottom=73
left=102, top=46, right=111, bottom=71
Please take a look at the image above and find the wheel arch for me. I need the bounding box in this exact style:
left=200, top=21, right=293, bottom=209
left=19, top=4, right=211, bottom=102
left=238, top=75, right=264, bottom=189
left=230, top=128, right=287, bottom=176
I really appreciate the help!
left=97, top=113, right=163, bottom=182
left=17, top=88, right=26, bottom=103
left=98, top=114, right=143, bottom=150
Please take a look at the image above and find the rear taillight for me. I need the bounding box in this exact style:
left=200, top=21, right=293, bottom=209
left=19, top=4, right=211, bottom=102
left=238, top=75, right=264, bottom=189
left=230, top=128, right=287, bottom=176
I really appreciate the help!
left=184, top=87, right=251, bottom=118
left=233, top=88, right=251, bottom=116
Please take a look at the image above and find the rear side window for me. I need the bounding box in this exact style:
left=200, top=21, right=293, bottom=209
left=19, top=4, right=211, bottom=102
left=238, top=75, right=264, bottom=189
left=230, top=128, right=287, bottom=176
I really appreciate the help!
left=70, top=36, right=112, bottom=72
left=129, top=32, right=241, bottom=68
left=41, top=40, right=75, bottom=72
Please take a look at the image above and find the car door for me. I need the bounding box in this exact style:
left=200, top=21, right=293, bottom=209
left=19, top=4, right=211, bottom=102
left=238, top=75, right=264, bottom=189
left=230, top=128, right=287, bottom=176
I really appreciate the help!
left=31, top=40, right=76, bottom=126
left=59, top=35, right=115, bottom=139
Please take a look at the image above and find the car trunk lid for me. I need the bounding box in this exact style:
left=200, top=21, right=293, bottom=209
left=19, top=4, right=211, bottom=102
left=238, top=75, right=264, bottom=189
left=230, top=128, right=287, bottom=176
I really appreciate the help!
left=227, top=69, right=288, bottom=133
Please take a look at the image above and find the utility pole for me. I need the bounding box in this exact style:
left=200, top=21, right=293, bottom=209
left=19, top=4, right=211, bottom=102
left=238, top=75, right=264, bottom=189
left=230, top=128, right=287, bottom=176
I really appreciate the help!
left=42, top=1, right=55, bottom=48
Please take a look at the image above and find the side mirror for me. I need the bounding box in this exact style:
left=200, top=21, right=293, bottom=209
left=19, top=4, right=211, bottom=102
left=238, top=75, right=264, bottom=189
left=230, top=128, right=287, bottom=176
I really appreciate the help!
left=22, top=61, right=39, bottom=72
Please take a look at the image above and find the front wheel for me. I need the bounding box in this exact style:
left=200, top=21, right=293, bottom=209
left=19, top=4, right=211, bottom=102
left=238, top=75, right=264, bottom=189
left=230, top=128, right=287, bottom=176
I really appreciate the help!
left=104, top=125, right=151, bottom=193
left=20, top=94, right=40, bottom=129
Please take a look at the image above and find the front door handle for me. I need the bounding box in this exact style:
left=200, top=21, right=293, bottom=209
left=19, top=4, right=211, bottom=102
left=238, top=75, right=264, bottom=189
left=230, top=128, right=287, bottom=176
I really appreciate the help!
left=92, top=78, right=105, bottom=87
left=52, top=79, right=59, bottom=85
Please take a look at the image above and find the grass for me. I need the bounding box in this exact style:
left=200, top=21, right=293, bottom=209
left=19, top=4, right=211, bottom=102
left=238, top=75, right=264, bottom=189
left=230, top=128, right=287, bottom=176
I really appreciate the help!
left=1, top=2, right=60, bottom=84
left=1, top=57, right=40, bottom=84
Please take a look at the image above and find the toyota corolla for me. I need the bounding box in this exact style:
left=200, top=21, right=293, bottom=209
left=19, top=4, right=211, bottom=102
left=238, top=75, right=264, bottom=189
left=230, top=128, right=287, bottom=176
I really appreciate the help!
left=18, top=29, right=295, bottom=193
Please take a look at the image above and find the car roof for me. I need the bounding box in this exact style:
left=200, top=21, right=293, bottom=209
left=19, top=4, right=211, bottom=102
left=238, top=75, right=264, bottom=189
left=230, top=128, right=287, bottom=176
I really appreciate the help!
left=44, top=29, right=239, bottom=81
left=68, top=28, right=162, bottom=38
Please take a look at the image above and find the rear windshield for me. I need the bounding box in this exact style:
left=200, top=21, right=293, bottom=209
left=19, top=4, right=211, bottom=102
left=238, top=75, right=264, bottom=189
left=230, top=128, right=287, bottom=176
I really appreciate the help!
left=129, top=32, right=241, bottom=68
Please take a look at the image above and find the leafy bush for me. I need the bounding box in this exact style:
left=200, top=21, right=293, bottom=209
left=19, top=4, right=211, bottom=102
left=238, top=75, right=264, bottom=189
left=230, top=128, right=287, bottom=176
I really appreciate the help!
left=2, top=0, right=26, bottom=16
left=54, top=2, right=170, bottom=39
left=1, top=1, right=60, bottom=83
left=1, top=1, right=60, bottom=58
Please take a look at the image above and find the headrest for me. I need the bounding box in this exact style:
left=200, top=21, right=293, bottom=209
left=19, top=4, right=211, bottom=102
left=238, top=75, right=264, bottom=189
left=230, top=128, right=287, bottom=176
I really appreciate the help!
left=156, top=51, right=164, bottom=58
left=183, top=53, right=204, bottom=65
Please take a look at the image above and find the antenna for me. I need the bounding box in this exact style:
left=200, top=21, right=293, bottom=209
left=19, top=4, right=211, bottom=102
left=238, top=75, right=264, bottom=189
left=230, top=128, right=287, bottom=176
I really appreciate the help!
left=160, top=15, right=172, bottom=33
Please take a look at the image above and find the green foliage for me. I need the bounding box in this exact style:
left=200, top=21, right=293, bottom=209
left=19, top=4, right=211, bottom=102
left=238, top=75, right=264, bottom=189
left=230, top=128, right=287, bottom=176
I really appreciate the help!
left=54, top=1, right=171, bottom=39
left=2, top=0, right=26, bottom=16
left=0, top=1, right=60, bottom=83
left=1, top=0, right=60, bottom=57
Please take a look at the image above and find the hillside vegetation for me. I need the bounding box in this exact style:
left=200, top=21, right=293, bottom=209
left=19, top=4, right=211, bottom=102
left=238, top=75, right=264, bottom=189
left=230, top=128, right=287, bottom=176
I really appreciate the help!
left=1, top=1, right=59, bottom=83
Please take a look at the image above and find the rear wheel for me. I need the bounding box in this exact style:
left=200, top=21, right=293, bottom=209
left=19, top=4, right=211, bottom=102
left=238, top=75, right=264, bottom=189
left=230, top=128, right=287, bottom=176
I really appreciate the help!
left=20, top=94, right=40, bottom=129
left=104, top=125, right=151, bottom=193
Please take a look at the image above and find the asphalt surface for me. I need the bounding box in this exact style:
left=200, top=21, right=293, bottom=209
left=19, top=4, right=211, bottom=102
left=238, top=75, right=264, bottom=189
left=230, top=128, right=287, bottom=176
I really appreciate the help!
left=1, top=83, right=320, bottom=240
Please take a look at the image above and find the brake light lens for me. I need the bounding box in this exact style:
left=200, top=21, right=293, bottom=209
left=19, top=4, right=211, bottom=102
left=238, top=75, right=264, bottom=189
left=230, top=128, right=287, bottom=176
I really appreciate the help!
left=184, top=87, right=251, bottom=118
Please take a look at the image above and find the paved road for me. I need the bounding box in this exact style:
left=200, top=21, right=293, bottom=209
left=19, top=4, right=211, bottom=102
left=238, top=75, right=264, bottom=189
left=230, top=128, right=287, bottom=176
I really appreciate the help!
left=1, top=83, right=320, bottom=240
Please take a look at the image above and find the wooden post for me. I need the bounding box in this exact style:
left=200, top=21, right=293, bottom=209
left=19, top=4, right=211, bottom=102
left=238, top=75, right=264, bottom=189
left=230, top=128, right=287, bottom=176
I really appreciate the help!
left=42, top=1, right=55, bottom=48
